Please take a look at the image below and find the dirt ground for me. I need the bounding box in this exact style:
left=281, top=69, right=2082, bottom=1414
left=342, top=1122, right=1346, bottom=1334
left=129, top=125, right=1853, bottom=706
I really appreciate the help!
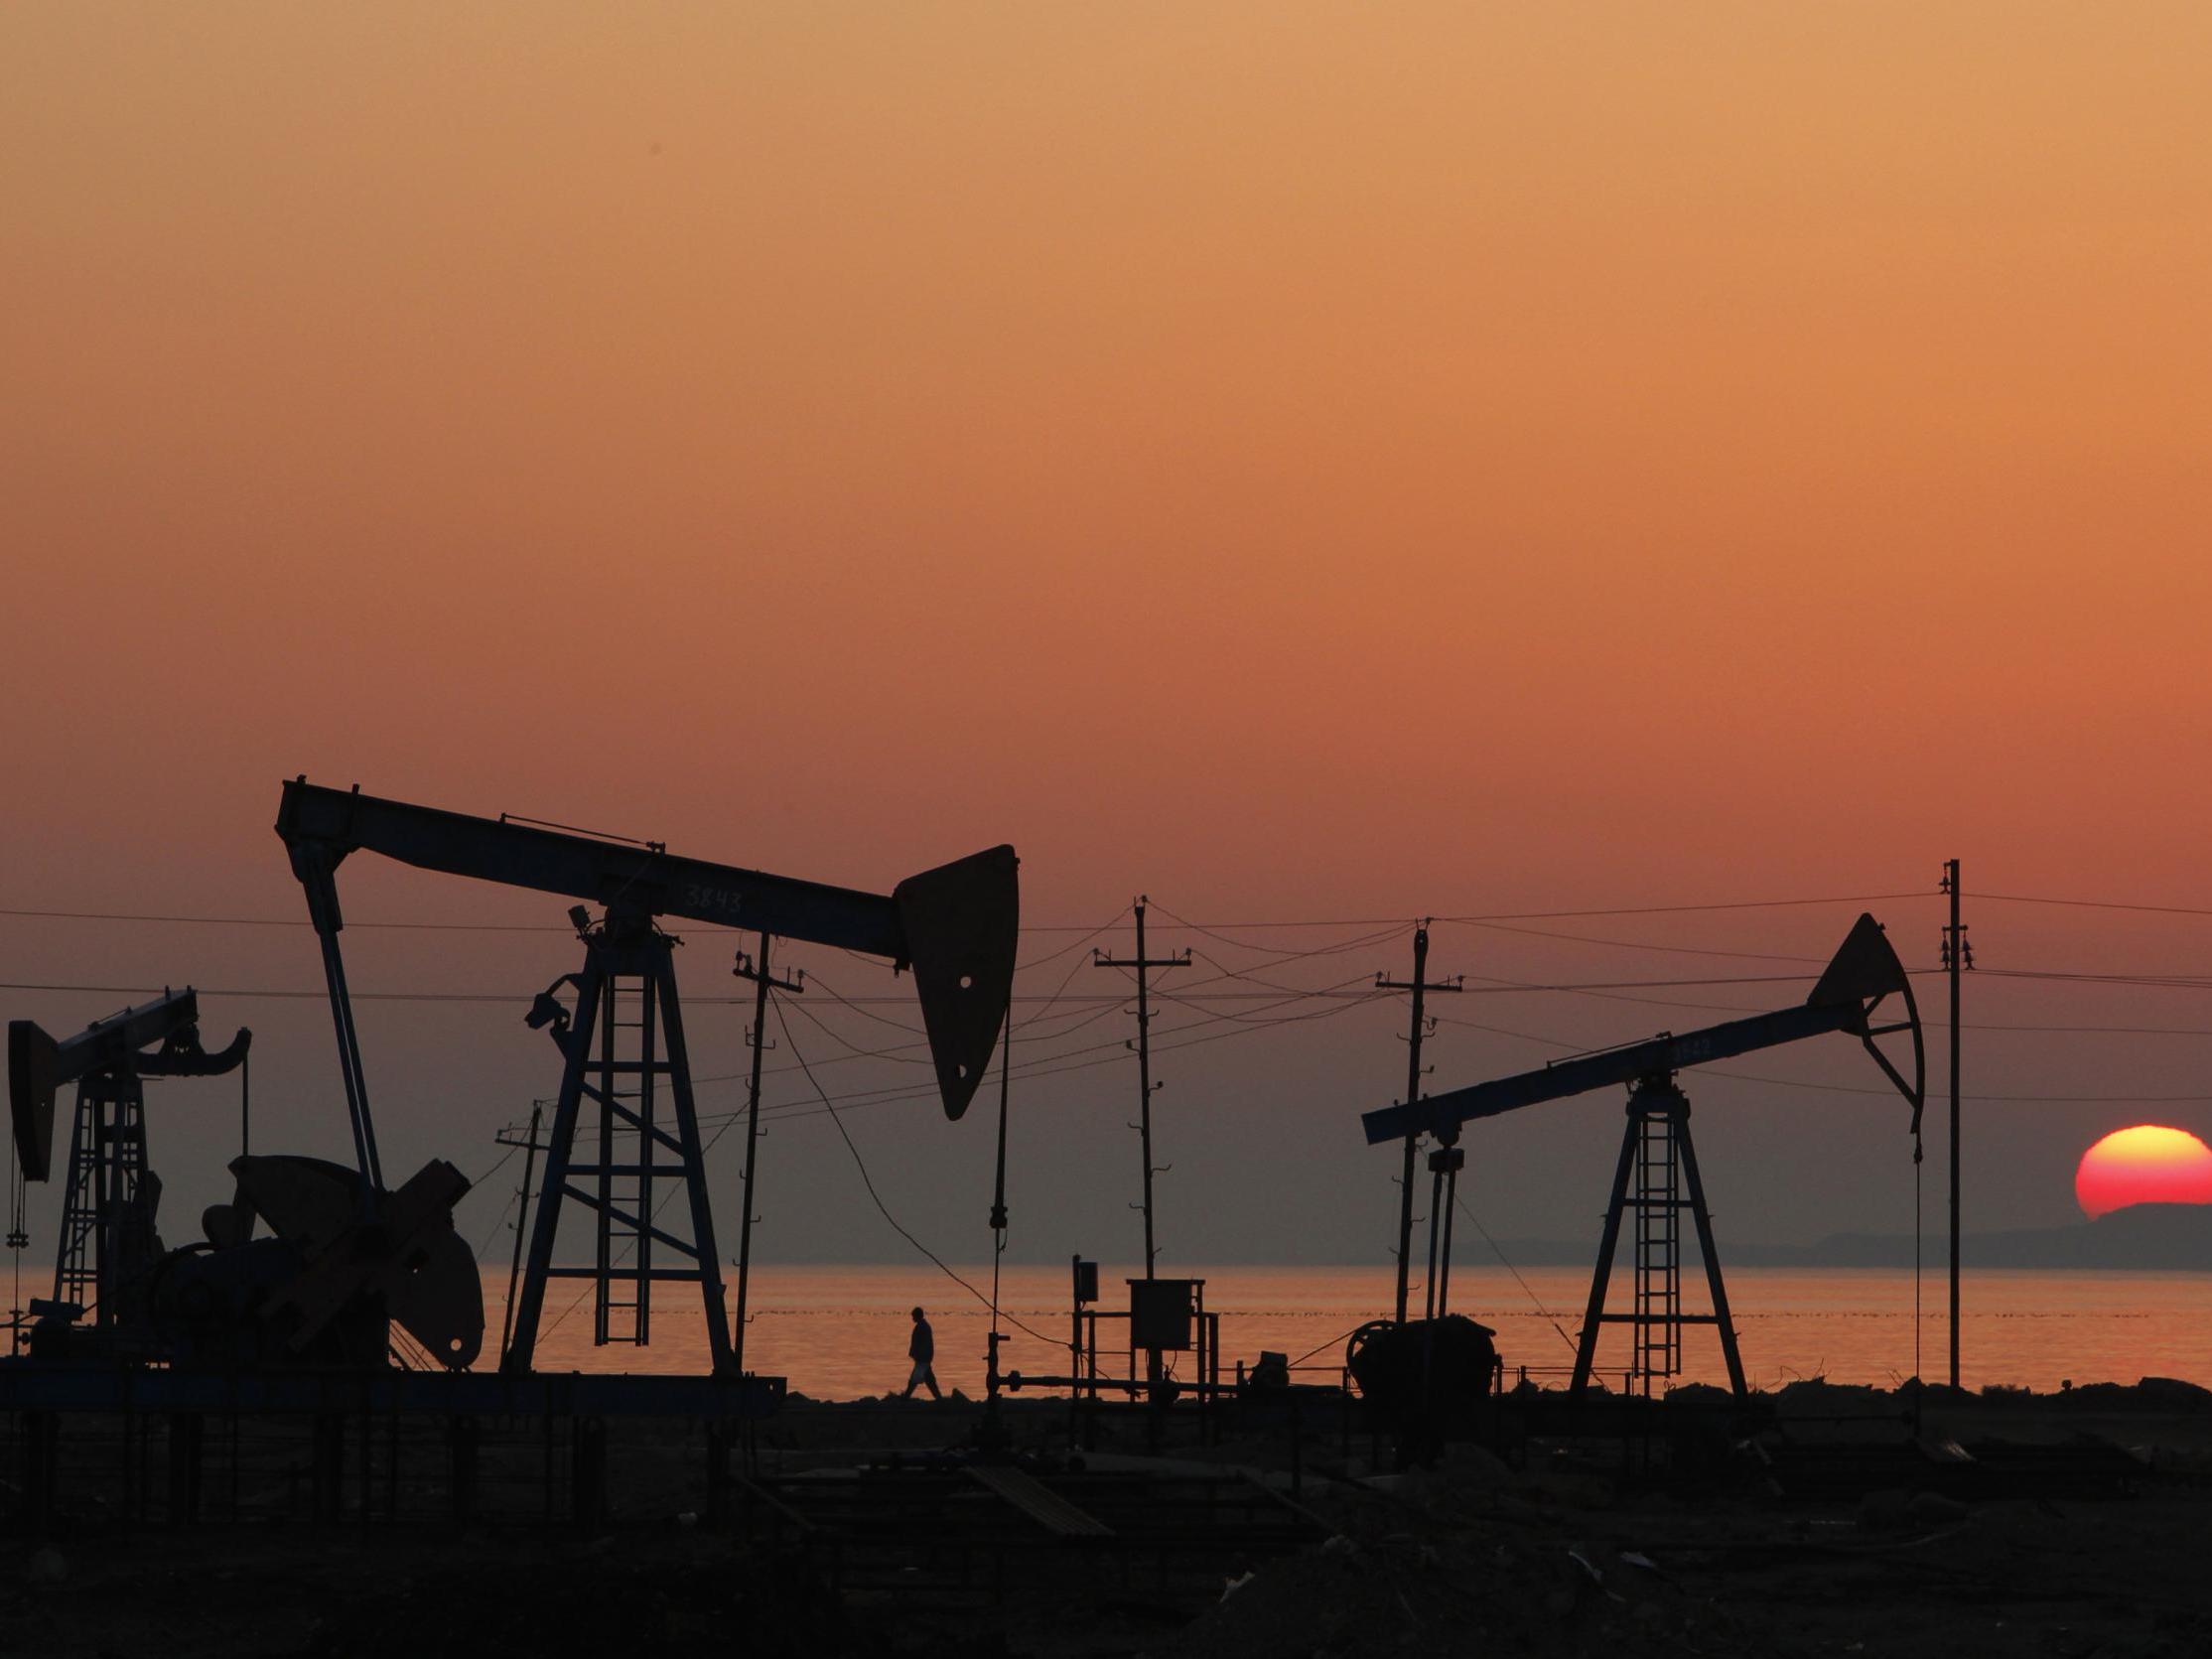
left=1151, top=1379, right=2212, bottom=1659
left=1158, top=1466, right=2212, bottom=1659
left=6, top=1381, right=2212, bottom=1658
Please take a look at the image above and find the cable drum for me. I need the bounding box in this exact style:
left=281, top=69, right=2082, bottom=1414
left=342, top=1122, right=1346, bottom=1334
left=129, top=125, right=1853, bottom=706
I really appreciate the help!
left=1345, top=1315, right=1501, bottom=1464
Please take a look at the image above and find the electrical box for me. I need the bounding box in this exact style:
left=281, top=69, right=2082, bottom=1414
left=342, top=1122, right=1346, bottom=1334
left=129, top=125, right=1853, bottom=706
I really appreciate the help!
left=1071, top=1258, right=1098, bottom=1306
left=1128, top=1277, right=1199, bottom=1351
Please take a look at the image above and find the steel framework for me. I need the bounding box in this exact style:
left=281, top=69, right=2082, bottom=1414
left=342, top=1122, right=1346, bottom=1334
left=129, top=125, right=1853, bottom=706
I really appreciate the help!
left=1361, top=913, right=1924, bottom=1403
left=505, top=915, right=729, bottom=1371
left=274, top=778, right=1018, bottom=1377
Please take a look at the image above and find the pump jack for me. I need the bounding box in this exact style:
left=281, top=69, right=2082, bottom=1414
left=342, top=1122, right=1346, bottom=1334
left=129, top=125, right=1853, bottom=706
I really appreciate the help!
left=276, top=778, right=1019, bottom=1375
left=1361, top=914, right=1924, bottom=1402
left=8, top=989, right=249, bottom=1338
left=10, top=987, right=484, bottom=1368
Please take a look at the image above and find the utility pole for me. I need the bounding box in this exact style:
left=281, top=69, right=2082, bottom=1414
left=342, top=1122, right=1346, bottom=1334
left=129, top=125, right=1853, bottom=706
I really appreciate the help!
left=982, top=1013, right=1015, bottom=1447
left=494, top=1102, right=546, bottom=1369
left=732, top=933, right=803, bottom=1380
left=1377, top=922, right=1462, bottom=1325
left=1940, top=858, right=1971, bottom=1389
left=1094, top=898, right=1189, bottom=1280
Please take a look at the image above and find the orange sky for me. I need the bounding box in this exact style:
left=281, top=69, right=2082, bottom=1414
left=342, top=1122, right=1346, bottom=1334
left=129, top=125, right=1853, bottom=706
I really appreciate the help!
left=4, top=5, right=2211, bottom=1275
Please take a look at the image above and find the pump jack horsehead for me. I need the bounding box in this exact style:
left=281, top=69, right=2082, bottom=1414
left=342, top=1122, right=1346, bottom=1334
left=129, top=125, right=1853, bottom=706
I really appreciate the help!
left=276, top=778, right=1020, bottom=1375
left=1361, top=913, right=1925, bottom=1403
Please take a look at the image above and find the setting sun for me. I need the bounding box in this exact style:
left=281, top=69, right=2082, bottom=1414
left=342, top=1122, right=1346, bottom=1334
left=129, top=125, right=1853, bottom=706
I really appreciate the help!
left=2074, top=1126, right=2212, bottom=1221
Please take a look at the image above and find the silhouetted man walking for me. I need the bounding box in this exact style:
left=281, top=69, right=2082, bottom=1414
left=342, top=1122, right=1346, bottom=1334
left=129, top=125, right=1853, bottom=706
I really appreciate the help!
left=901, top=1306, right=941, bottom=1401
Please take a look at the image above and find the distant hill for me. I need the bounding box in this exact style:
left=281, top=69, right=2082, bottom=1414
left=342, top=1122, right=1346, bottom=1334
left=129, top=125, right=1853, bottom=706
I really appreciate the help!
left=1758, top=1202, right=2212, bottom=1271
left=1486, top=1202, right=2212, bottom=1272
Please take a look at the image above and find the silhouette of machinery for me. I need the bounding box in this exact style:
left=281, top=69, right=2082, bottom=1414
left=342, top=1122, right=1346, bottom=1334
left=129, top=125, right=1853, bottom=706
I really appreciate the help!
left=275, top=778, right=1019, bottom=1374
left=8, top=989, right=248, bottom=1344
left=10, top=990, right=490, bottom=1368
left=1362, top=913, right=1924, bottom=1401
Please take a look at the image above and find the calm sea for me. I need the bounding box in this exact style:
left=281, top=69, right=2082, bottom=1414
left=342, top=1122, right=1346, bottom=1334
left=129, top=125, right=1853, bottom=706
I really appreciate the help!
left=513, top=1264, right=2212, bottom=1399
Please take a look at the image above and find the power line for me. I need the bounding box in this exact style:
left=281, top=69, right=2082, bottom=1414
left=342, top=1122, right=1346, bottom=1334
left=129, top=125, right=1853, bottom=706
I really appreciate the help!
left=1440, top=892, right=1934, bottom=922
left=23, top=964, right=2212, bottom=1027
left=1980, top=893, right=2212, bottom=919
left=9, top=886, right=2206, bottom=962
left=1967, top=1021, right=2212, bottom=1037
left=1425, top=1010, right=2212, bottom=1105
left=23, top=929, right=2212, bottom=1131
left=0, top=906, right=569, bottom=932
left=749, top=995, right=1371, bottom=1120
left=1154, top=968, right=1379, bottom=1025
left=1435, top=1005, right=2212, bottom=1040
left=0, top=890, right=1939, bottom=936
left=1142, top=900, right=1408, bottom=961
left=1449, top=918, right=1828, bottom=965
left=0, top=979, right=1381, bottom=1004
left=793, top=972, right=925, bottom=1037
left=699, top=972, right=1394, bottom=1128
left=0, top=902, right=1167, bottom=936
left=1453, top=1191, right=1578, bottom=1355
left=1014, top=904, right=1131, bottom=970
left=1979, top=970, right=2212, bottom=991
left=0, top=970, right=1894, bottom=1004
left=692, top=978, right=1130, bottom=1087
left=772, top=1000, right=1059, bottom=1346
left=1453, top=971, right=1911, bottom=994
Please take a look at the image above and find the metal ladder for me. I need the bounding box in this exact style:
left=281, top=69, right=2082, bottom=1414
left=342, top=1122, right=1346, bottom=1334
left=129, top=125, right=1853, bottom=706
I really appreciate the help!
left=54, top=1076, right=148, bottom=1323
left=502, top=912, right=733, bottom=1375
left=584, top=974, right=667, bottom=1346
left=1631, top=1107, right=1681, bottom=1394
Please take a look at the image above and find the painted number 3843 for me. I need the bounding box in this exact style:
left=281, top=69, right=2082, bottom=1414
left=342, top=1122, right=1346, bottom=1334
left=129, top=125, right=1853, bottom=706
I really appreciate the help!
left=684, top=884, right=745, bottom=917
